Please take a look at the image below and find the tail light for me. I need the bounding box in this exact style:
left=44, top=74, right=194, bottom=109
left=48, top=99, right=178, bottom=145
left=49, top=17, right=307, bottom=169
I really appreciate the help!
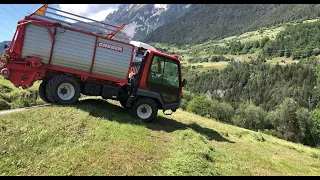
left=1, top=68, right=10, bottom=77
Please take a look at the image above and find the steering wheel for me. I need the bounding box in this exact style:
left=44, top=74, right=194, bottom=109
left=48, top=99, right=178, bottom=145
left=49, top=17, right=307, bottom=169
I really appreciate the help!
left=151, top=71, right=157, bottom=77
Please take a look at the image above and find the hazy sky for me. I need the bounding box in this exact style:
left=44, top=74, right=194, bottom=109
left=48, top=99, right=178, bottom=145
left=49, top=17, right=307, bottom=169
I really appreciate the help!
left=0, top=4, right=120, bottom=42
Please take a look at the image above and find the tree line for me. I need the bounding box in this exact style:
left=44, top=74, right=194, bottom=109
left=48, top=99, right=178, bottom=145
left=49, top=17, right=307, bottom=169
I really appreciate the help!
left=181, top=59, right=320, bottom=147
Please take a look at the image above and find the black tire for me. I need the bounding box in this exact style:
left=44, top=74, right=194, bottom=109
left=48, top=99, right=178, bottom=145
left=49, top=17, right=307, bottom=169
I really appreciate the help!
left=39, top=80, right=50, bottom=103
left=118, top=85, right=129, bottom=109
left=130, top=97, right=158, bottom=123
left=45, top=75, right=80, bottom=105
left=119, top=99, right=128, bottom=109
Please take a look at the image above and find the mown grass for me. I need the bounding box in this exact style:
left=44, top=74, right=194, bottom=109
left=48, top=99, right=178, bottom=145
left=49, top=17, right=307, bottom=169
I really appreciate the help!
left=0, top=77, right=44, bottom=110
left=0, top=98, right=319, bottom=176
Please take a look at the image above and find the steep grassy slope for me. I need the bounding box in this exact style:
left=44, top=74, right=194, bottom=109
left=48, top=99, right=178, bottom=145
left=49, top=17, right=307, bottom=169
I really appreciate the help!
left=0, top=98, right=319, bottom=175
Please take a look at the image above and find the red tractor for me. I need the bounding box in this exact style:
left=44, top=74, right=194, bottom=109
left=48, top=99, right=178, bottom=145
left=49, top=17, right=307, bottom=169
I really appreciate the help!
left=0, top=4, right=186, bottom=122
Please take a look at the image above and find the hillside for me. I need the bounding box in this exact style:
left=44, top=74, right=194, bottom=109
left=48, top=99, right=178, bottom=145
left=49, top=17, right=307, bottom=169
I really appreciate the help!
left=144, top=4, right=320, bottom=45
left=0, top=98, right=319, bottom=175
left=104, top=4, right=197, bottom=40
left=154, top=17, right=320, bottom=73
left=1, top=5, right=320, bottom=175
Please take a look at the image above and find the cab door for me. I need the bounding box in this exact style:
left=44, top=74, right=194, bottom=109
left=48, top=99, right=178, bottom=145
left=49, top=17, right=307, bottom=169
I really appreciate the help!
left=145, top=54, right=181, bottom=104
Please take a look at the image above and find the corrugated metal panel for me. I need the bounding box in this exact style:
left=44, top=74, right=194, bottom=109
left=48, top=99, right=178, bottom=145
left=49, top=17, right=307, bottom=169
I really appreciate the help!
left=21, top=24, right=52, bottom=64
left=93, top=38, right=133, bottom=80
left=21, top=22, right=133, bottom=81
left=51, top=27, right=95, bottom=72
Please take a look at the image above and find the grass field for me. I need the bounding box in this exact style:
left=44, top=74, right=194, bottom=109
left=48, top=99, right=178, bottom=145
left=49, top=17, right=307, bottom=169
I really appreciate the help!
left=266, top=57, right=298, bottom=65
left=191, top=62, right=229, bottom=72
left=235, top=26, right=285, bottom=43
left=0, top=98, right=319, bottom=176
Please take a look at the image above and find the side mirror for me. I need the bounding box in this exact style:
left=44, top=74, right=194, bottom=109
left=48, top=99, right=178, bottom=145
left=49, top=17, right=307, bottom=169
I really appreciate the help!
left=4, top=44, right=8, bottom=49
left=182, top=79, right=187, bottom=87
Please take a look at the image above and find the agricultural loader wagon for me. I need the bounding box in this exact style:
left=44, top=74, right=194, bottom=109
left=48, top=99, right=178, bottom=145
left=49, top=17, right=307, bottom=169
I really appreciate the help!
left=0, top=4, right=186, bottom=122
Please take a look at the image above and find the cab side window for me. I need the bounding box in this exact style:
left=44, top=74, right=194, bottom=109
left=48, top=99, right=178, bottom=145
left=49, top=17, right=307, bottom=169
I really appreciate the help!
left=163, top=61, right=179, bottom=88
left=147, top=55, right=179, bottom=88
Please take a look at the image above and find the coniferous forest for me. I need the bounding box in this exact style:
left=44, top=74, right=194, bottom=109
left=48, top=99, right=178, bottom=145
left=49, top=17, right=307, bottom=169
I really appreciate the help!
left=177, top=18, right=320, bottom=148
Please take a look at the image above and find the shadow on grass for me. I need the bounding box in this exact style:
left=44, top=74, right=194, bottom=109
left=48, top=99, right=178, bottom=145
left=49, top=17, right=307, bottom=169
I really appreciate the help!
left=72, top=99, right=234, bottom=143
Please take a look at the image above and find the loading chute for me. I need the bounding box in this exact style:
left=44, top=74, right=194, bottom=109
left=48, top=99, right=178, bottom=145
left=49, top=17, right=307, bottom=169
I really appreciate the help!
left=29, top=4, right=129, bottom=41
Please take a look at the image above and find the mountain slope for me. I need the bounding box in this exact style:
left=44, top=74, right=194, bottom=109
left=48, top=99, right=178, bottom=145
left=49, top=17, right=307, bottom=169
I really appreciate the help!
left=0, top=97, right=319, bottom=175
left=143, top=4, right=320, bottom=45
left=104, top=4, right=197, bottom=40
left=0, top=41, right=10, bottom=56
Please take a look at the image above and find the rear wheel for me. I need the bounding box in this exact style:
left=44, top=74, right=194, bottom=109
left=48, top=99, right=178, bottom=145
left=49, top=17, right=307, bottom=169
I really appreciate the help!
left=130, top=97, right=158, bottom=123
left=39, top=80, right=50, bottom=103
left=46, top=75, right=80, bottom=104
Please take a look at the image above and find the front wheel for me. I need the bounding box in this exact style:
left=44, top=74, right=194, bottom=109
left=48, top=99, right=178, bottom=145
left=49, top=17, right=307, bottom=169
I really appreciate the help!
left=130, top=97, right=158, bottom=123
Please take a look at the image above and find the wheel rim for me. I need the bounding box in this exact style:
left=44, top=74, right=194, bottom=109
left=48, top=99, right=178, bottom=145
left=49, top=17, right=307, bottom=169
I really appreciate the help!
left=57, top=83, right=75, bottom=101
left=137, top=104, right=152, bottom=119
